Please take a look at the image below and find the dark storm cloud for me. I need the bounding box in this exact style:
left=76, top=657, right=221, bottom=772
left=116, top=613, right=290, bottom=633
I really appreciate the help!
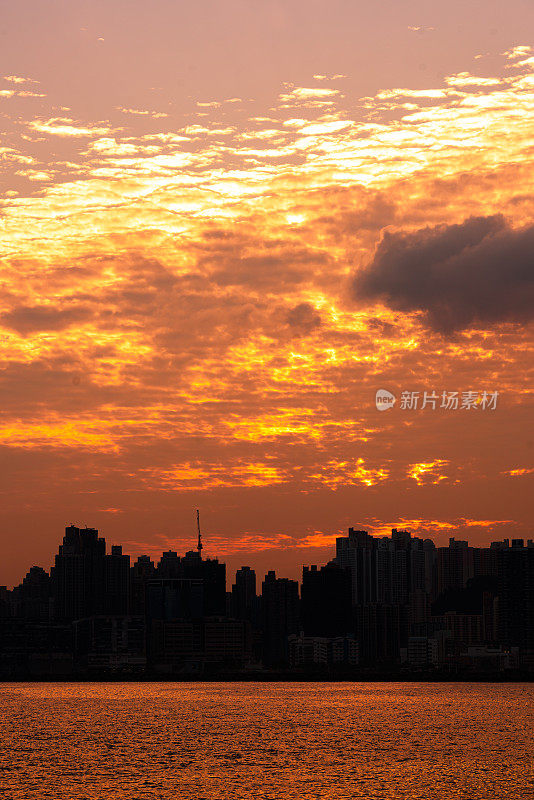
left=352, top=215, right=534, bottom=333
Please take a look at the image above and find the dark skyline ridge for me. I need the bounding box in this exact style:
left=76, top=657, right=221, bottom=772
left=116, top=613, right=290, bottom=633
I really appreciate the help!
left=5, top=521, right=534, bottom=592
left=2, top=521, right=533, bottom=677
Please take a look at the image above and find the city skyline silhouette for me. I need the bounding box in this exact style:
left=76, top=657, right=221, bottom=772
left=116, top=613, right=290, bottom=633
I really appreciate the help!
left=2, top=519, right=532, bottom=678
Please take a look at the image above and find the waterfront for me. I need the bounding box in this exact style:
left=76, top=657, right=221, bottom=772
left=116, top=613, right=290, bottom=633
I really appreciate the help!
left=1, top=682, right=533, bottom=799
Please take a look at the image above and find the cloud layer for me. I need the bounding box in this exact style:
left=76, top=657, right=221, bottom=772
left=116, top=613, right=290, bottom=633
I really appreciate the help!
left=0, top=45, right=533, bottom=585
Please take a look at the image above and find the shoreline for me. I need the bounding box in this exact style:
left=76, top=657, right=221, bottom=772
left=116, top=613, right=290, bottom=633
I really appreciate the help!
left=1, top=670, right=533, bottom=683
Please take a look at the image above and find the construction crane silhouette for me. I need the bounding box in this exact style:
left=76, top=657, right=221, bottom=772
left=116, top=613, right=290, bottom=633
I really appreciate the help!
left=196, top=509, right=203, bottom=556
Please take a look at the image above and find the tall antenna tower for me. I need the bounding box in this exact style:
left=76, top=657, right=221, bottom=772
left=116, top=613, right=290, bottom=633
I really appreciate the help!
left=196, top=509, right=203, bottom=556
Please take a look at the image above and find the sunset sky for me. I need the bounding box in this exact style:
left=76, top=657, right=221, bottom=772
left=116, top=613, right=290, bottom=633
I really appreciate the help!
left=1, top=0, right=533, bottom=587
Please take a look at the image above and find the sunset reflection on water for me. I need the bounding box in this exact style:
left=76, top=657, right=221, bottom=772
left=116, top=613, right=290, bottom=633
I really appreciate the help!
left=1, top=682, right=533, bottom=799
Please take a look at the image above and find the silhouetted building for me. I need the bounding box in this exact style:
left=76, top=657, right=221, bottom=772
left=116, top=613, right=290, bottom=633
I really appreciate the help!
left=146, top=578, right=204, bottom=620
left=231, top=566, right=259, bottom=659
left=289, top=634, right=328, bottom=666
left=498, top=540, right=534, bottom=650
left=180, top=551, right=226, bottom=616
left=457, top=646, right=513, bottom=673
left=437, top=538, right=473, bottom=595
left=288, top=633, right=358, bottom=668
left=0, top=586, right=11, bottom=618
left=378, top=531, right=409, bottom=605
left=472, top=546, right=499, bottom=581
left=104, top=545, right=130, bottom=616
left=157, top=550, right=182, bottom=578
left=231, top=566, right=257, bottom=622
left=149, top=618, right=246, bottom=672
left=74, top=615, right=146, bottom=673
left=0, top=618, right=73, bottom=676
left=203, top=618, right=246, bottom=668
left=12, top=566, right=51, bottom=621
left=377, top=529, right=434, bottom=608
left=405, top=636, right=439, bottom=669
left=130, top=555, right=156, bottom=615
left=261, top=571, right=299, bottom=667
left=51, top=526, right=106, bottom=621
left=335, top=528, right=436, bottom=647
left=301, top=563, right=351, bottom=636
left=424, top=538, right=438, bottom=600
left=354, top=603, right=401, bottom=665
left=437, top=612, right=484, bottom=650
left=150, top=619, right=202, bottom=671
left=336, top=529, right=378, bottom=604
left=155, top=549, right=226, bottom=616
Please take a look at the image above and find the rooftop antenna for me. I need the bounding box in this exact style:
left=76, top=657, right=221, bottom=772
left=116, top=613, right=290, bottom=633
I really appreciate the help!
left=196, top=509, right=203, bottom=556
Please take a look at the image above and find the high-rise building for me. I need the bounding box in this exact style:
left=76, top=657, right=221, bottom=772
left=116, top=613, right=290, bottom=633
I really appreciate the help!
left=51, top=526, right=106, bottom=621
left=149, top=617, right=246, bottom=672
left=261, top=571, right=299, bottom=667
left=472, top=547, right=499, bottom=581
left=12, top=566, right=51, bottom=621
left=157, top=551, right=182, bottom=578
left=104, top=545, right=130, bottom=616
left=154, top=549, right=226, bottom=617
left=354, top=603, right=401, bottom=665
left=74, top=615, right=146, bottom=673
left=301, top=563, right=351, bottom=636
left=180, top=550, right=226, bottom=617
left=335, top=529, right=378, bottom=604
left=130, top=555, right=156, bottom=615
left=437, top=538, right=473, bottom=595
left=497, top=539, right=534, bottom=650
left=146, top=578, right=204, bottom=621
left=50, top=527, right=131, bottom=621
left=0, top=586, right=11, bottom=619
left=377, top=532, right=409, bottom=604
left=423, top=538, right=438, bottom=600
left=231, top=566, right=257, bottom=622
left=336, top=528, right=435, bottom=623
